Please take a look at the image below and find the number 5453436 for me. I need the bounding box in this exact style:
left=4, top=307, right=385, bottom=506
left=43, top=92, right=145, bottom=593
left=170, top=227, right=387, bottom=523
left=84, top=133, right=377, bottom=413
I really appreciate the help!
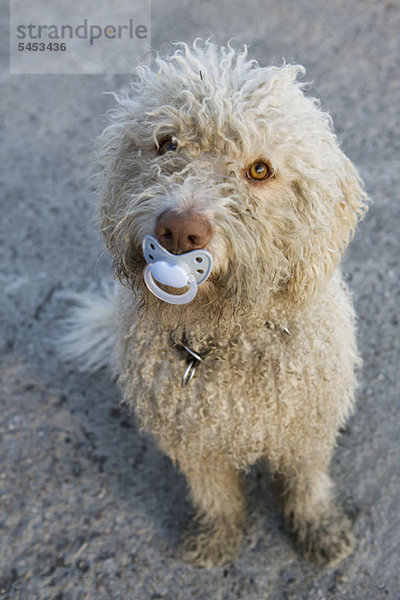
left=18, top=42, right=67, bottom=51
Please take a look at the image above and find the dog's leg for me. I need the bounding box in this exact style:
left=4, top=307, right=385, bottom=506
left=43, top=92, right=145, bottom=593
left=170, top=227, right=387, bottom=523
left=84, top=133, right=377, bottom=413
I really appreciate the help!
left=280, top=461, right=354, bottom=565
left=178, top=456, right=246, bottom=568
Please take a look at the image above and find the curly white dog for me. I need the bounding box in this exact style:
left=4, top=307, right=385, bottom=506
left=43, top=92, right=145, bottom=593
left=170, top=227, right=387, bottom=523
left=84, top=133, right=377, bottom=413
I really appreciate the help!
left=63, top=41, right=368, bottom=568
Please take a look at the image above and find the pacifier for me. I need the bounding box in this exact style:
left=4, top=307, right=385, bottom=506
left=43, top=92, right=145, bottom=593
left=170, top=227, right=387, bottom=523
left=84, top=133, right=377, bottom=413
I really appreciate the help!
left=142, top=235, right=213, bottom=305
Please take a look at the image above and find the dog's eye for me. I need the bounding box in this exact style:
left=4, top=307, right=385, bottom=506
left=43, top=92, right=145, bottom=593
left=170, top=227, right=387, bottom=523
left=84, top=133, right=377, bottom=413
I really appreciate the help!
left=247, top=161, right=271, bottom=181
left=158, top=138, right=178, bottom=155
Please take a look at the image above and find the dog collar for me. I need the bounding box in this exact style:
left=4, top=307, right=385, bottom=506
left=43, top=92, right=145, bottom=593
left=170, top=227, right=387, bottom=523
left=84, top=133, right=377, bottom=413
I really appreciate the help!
left=172, top=322, right=290, bottom=388
left=169, top=331, right=213, bottom=387
left=177, top=342, right=205, bottom=387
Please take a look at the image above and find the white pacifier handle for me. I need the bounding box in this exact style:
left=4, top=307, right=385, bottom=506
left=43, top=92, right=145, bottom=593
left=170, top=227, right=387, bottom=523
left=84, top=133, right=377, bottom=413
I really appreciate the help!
left=142, top=235, right=213, bottom=305
left=144, top=266, right=198, bottom=305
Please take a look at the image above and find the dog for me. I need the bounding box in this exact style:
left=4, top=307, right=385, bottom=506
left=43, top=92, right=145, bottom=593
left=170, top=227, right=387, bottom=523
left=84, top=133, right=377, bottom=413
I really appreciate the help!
left=62, top=41, right=368, bottom=568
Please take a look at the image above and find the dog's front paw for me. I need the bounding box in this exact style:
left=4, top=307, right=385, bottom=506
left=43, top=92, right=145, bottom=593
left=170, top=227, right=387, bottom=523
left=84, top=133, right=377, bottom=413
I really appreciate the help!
left=181, top=518, right=243, bottom=568
left=290, top=511, right=355, bottom=565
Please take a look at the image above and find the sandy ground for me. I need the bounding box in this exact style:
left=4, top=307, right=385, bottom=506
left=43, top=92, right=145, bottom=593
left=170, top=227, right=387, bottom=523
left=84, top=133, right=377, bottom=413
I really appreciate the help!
left=1, top=0, right=400, bottom=598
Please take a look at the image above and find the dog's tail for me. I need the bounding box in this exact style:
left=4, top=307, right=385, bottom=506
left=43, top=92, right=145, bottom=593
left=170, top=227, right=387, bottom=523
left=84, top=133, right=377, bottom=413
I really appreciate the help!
left=59, top=282, right=118, bottom=373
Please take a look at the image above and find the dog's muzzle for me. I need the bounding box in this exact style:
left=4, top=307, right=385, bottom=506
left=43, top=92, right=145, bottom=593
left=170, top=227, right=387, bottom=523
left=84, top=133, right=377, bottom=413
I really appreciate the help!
left=142, top=235, right=213, bottom=305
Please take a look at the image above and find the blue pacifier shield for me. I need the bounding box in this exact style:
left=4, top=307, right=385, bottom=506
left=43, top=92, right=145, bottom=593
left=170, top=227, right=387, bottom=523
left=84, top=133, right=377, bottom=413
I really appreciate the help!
left=142, top=235, right=213, bottom=305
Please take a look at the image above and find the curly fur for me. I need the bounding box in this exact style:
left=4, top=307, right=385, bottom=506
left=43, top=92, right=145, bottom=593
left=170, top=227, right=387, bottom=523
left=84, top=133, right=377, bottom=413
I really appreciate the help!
left=66, top=40, right=369, bottom=567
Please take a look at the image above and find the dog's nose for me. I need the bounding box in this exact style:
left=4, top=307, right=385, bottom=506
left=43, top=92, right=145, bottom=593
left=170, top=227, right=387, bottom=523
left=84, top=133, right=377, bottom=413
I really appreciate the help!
left=155, top=209, right=212, bottom=254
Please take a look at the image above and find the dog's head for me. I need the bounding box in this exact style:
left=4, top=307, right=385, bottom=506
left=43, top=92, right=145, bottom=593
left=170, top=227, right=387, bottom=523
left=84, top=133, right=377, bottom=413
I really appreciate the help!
left=99, top=41, right=368, bottom=321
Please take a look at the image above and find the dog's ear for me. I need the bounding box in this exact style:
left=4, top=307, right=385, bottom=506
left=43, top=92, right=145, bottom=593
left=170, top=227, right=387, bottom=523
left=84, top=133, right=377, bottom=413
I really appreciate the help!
left=96, top=95, right=144, bottom=252
left=286, top=145, right=368, bottom=305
